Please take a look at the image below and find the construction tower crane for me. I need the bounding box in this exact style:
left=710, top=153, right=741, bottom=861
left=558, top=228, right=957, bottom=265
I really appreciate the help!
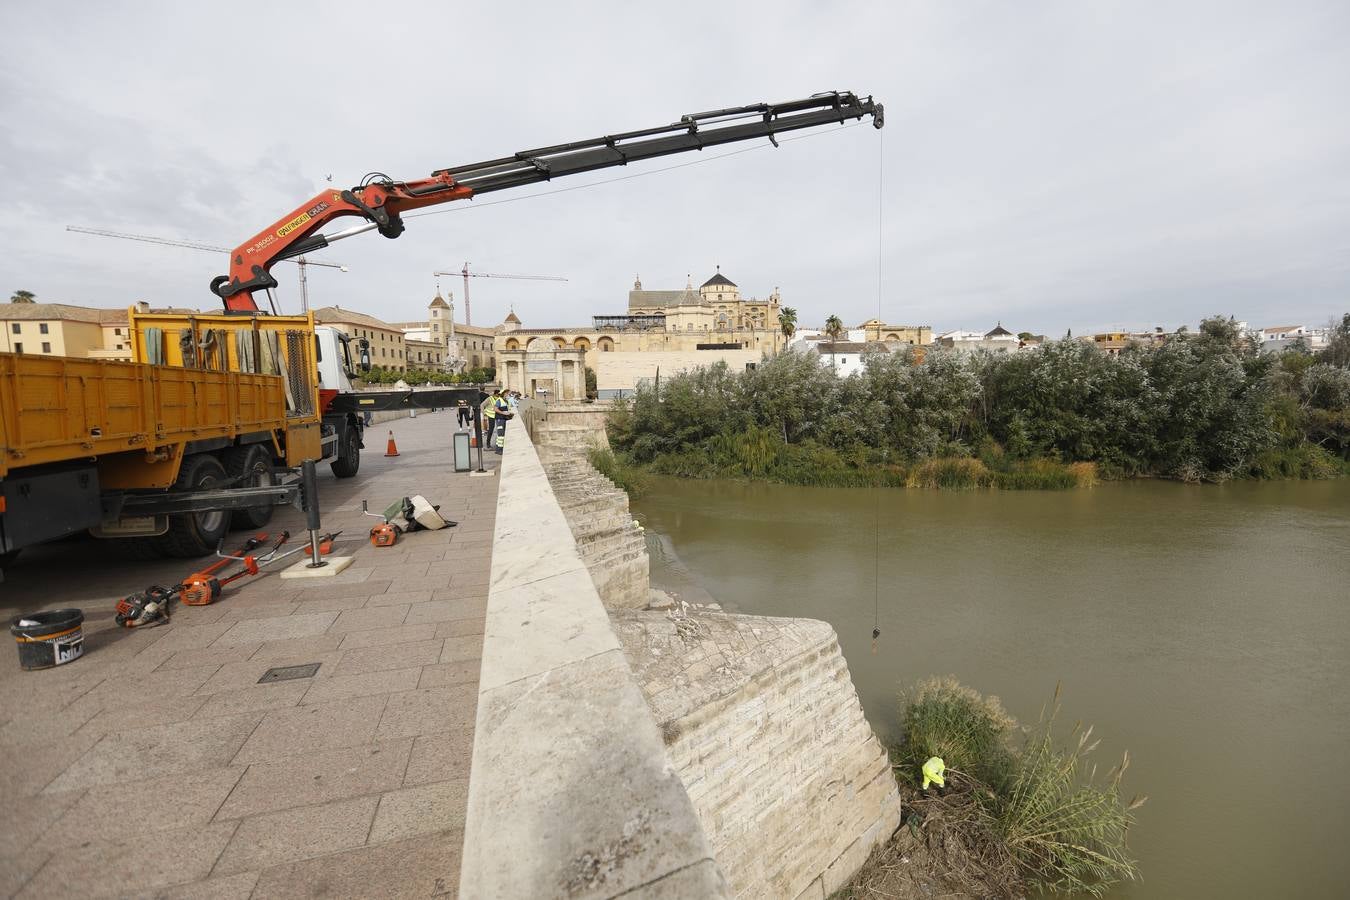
left=433, top=264, right=567, bottom=326
left=430, top=266, right=566, bottom=372
left=210, top=91, right=883, bottom=313
left=67, top=225, right=347, bottom=314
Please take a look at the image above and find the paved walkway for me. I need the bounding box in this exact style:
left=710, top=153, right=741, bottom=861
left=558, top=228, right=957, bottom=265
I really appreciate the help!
left=0, top=411, right=497, bottom=899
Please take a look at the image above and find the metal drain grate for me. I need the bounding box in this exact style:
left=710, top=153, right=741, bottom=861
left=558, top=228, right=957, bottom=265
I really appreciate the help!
left=258, top=662, right=322, bottom=683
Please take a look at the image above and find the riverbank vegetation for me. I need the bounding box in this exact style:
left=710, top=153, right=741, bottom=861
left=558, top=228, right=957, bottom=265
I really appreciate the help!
left=607, top=314, right=1350, bottom=489
left=834, top=679, right=1144, bottom=899
left=587, top=447, right=651, bottom=497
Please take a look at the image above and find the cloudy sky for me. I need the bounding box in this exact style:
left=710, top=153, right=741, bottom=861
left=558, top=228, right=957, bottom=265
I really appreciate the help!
left=2, top=0, right=1346, bottom=335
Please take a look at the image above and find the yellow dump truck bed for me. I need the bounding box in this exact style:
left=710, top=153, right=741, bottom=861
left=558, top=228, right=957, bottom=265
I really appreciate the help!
left=0, top=352, right=286, bottom=482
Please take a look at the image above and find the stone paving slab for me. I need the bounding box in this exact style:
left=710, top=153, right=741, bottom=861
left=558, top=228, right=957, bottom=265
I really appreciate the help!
left=0, top=411, right=496, bottom=898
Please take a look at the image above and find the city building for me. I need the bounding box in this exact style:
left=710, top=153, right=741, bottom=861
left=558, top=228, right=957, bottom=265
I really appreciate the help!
left=1, top=303, right=106, bottom=357
left=858, top=319, right=932, bottom=345
left=404, top=336, right=446, bottom=370
left=936, top=324, right=1022, bottom=354
left=496, top=270, right=786, bottom=397
left=94, top=308, right=135, bottom=361
left=1259, top=324, right=1329, bottom=354
left=0, top=301, right=195, bottom=360
left=622, top=269, right=782, bottom=339
left=807, top=341, right=891, bottom=377
left=396, top=292, right=498, bottom=373
left=313, top=306, right=408, bottom=372
left=1091, top=332, right=1131, bottom=356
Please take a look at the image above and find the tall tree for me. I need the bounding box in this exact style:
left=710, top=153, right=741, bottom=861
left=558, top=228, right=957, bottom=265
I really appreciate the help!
left=10, top=290, right=35, bottom=304
left=778, top=306, right=798, bottom=341
left=1320, top=313, right=1350, bottom=369
left=824, top=314, right=844, bottom=373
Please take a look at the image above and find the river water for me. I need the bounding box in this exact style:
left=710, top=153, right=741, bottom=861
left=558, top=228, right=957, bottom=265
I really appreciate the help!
left=632, top=477, right=1350, bottom=899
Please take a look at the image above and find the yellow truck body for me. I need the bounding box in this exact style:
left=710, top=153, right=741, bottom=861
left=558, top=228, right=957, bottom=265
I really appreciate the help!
left=0, top=352, right=285, bottom=484
left=0, top=309, right=323, bottom=486
left=0, top=308, right=351, bottom=563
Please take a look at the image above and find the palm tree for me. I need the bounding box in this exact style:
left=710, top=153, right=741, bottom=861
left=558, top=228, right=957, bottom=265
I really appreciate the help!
left=10, top=290, right=35, bottom=304
left=824, top=314, right=844, bottom=372
left=778, top=306, right=798, bottom=342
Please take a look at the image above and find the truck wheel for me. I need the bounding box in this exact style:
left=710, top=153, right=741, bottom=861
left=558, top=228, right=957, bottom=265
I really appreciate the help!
left=153, top=454, right=231, bottom=558
left=224, top=444, right=275, bottom=529
left=331, top=427, right=361, bottom=478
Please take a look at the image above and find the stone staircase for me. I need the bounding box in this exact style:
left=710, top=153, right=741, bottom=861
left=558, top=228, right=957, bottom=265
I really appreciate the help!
left=539, top=450, right=650, bottom=609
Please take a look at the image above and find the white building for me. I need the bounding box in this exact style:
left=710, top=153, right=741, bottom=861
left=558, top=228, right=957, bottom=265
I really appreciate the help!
left=795, top=340, right=889, bottom=377
left=936, top=324, right=1022, bottom=354
left=1260, top=324, right=1328, bottom=354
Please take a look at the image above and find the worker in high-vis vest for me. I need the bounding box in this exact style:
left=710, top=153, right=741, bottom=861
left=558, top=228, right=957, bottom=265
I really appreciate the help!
left=480, top=390, right=498, bottom=448
left=922, top=756, right=945, bottom=790
left=493, top=391, right=511, bottom=454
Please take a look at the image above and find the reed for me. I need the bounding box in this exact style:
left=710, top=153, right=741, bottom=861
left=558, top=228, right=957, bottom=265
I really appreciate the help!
left=905, top=457, right=994, bottom=489
left=993, top=684, right=1145, bottom=895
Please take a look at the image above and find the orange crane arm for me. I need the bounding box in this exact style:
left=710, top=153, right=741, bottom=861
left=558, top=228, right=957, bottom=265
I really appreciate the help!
left=212, top=178, right=471, bottom=311
left=213, top=91, right=883, bottom=312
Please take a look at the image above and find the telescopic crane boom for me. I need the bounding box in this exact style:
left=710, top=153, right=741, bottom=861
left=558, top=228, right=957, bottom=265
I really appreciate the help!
left=212, top=91, right=883, bottom=313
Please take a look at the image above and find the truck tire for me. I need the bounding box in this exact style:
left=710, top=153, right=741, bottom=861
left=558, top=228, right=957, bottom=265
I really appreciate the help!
left=152, top=454, right=231, bottom=558
left=224, top=444, right=275, bottom=529
left=330, top=427, right=361, bottom=478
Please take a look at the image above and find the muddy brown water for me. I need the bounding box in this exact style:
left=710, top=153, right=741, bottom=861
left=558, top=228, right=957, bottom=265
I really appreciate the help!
left=633, top=477, right=1350, bottom=899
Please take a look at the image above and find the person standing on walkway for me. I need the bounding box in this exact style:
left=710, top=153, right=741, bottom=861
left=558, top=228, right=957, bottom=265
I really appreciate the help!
left=480, top=389, right=497, bottom=449
left=492, top=390, right=512, bottom=454
left=456, top=399, right=472, bottom=429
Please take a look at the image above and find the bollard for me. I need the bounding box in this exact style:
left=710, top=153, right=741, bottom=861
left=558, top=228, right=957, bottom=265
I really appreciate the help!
left=301, top=459, right=327, bottom=569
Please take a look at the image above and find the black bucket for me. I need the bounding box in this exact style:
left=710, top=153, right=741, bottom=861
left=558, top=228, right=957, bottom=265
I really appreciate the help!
left=10, top=609, right=84, bottom=671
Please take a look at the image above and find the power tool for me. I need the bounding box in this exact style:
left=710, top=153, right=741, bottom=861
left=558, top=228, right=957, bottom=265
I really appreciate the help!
left=114, top=530, right=341, bottom=627
left=363, top=499, right=401, bottom=547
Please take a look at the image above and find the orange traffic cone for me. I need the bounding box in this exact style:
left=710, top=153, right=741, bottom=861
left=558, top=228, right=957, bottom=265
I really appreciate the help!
left=384, top=430, right=400, bottom=457
left=469, top=431, right=478, bottom=448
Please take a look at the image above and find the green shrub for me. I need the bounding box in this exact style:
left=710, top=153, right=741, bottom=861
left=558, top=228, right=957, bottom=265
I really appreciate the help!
left=1248, top=444, right=1347, bottom=479
left=900, top=676, right=1017, bottom=789
left=586, top=447, right=650, bottom=498
left=606, top=314, right=1350, bottom=483
left=707, top=426, right=783, bottom=477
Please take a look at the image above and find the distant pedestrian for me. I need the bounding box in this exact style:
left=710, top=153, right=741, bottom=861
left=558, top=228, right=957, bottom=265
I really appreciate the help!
left=493, top=390, right=512, bottom=453
left=456, top=399, right=471, bottom=429
left=480, top=389, right=498, bottom=448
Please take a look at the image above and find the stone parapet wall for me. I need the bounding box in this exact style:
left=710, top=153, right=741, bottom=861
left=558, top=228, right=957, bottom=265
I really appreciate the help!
left=611, top=609, right=902, bottom=900
left=460, top=416, right=728, bottom=898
